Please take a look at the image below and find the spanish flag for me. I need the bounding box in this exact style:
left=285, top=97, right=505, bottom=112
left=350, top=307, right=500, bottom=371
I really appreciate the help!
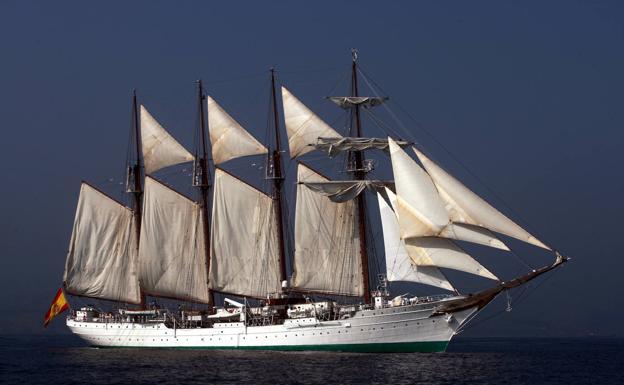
left=44, top=288, right=69, bottom=328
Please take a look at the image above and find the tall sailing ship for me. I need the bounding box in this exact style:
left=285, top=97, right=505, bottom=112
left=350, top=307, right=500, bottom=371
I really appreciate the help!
left=58, top=52, right=568, bottom=352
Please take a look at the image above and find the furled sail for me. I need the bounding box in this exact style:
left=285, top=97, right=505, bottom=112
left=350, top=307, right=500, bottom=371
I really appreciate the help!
left=281, top=86, right=342, bottom=158
left=388, top=138, right=508, bottom=251
left=209, top=169, right=281, bottom=298
left=301, top=179, right=392, bottom=203
left=207, top=96, right=267, bottom=165
left=314, top=137, right=409, bottom=157
left=377, top=190, right=455, bottom=291
left=412, top=148, right=550, bottom=250
left=292, top=164, right=363, bottom=296
left=138, top=176, right=210, bottom=303
left=328, top=96, right=388, bottom=109
left=64, top=183, right=141, bottom=304
left=140, top=105, right=194, bottom=174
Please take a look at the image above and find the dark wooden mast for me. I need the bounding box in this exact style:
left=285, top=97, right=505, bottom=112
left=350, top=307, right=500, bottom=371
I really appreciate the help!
left=269, top=68, right=288, bottom=285
left=130, top=90, right=143, bottom=240
left=194, top=80, right=214, bottom=306
left=129, top=90, right=146, bottom=307
left=350, top=51, right=372, bottom=304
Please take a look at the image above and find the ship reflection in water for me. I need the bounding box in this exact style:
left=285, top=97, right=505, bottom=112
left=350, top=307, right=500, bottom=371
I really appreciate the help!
left=2, top=335, right=622, bottom=385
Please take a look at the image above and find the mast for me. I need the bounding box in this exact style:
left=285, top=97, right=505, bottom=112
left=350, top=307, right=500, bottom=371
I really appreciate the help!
left=127, top=90, right=147, bottom=307
left=350, top=50, right=371, bottom=303
left=194, top=80, right=214, bottom=306
left=269, top=68, right=288, bottom=285
left=130, top=90, right=143, bottom=241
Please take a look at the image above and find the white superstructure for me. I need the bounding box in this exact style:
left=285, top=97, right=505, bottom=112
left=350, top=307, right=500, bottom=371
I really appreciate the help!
left=67, top=295, right=476, bottom=352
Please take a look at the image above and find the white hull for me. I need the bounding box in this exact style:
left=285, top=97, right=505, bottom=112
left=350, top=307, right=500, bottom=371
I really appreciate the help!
left=67, top=302, right=477, bottom=352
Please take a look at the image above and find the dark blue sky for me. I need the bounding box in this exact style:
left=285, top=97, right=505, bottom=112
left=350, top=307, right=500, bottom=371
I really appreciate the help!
left=1, top=0, right=623, bottom=337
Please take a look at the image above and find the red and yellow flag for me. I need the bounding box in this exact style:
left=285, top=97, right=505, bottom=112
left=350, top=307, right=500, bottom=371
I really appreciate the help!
left=44, top=288, right=69, bottom=328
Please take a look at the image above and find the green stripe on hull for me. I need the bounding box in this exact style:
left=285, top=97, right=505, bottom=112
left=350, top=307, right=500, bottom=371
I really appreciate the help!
left=98, top=341, right=449, bottom=353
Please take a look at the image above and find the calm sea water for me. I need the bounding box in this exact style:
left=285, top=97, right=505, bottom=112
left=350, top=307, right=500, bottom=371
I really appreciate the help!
left=0, top=335, right=622, bottom=385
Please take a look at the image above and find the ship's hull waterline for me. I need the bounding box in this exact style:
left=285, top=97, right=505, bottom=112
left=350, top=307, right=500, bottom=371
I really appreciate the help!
left=67, top=304, right=477, bottom=353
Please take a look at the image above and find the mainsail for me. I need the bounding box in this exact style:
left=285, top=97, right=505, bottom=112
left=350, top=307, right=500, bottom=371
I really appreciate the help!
left=388, top=138, right=509, bottom=251
left=64, top=183, right=141, bottom=304
left=281, top=86, right=342, bottom=158
left=140, top=105, right=195, bottom=174
left=138, top=177, right=210, bottom=303
left=377, top=189, right=455, bottom=291
left=292, top=164, right=363, bottom=296
left=412, top=148, right=551, bottom=250
left=207, top=96, right=267, bottom=165
left=209, top=169, right=282, bottom=298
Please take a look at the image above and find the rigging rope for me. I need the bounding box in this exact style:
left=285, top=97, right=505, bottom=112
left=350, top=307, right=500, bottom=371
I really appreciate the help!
left=356, top=65, right=554, bottom=250
left=456, top=267, right=561, bottom=333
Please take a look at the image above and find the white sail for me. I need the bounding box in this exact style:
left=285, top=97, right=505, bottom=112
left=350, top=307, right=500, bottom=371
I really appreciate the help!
left=381, top=187, right=496, bottom=280
left=388, top=138, right=508, bottom=251
left=292, top=164, right=363, bottom=296
left=140, top=105, right=194, bottom=174
left=209, top=169, right=281, bottom=298
left=281, top=86, right=342, bottom=158
left=207, top=96, right=267, bottom=165
left=404, top=237, right=498, bottom=280
left=377, top=190, right=455, bottom=291
left=389, top=137, right=449, bottom=238
left=413, top=148, right=551, bottom=250
left=138, top=177, right=210, bottom=303
left=439, top=223, right=509, bottom=251
left=63, top=183, right=141, bottom=304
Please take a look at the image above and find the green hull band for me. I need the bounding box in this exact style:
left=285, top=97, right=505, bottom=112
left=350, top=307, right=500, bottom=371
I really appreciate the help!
left=98, top=341, right=449, bottom=353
